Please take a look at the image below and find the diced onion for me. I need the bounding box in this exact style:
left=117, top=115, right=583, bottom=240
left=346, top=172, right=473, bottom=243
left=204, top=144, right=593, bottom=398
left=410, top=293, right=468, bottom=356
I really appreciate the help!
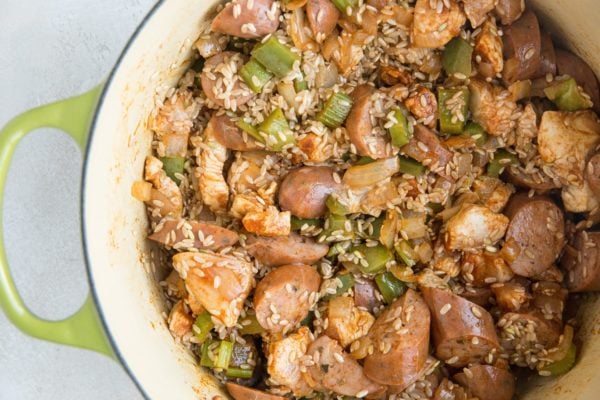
left=343, top=157, right=400, bottom=189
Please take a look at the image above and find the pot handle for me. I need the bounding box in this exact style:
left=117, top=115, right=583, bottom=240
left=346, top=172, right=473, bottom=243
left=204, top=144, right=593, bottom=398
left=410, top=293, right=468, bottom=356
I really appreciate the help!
left=0, top=86, right=114, bottom=358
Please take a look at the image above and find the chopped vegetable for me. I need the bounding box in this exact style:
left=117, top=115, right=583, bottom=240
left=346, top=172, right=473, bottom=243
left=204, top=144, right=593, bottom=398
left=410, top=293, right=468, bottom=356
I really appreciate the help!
left=398, top=155, right=426, bottom=176
left=326, top=194, right=349, bottom=215
left=258, top=108, right=296, bottom=151
left=541, top=343, right=577, bottom=376
left=327, top=240, right=352, bottom=258
left=330, top=0, right=357, bottom=13
left=291, top=216, right=322, bottom=231
left=464, top=121, right=488, bottom=146
left=251, top=37, right=300, bottom=78
left=438, top=87, right=470, bottom=134
left=395, top=240, right=417, bottom=267
left=343, top=157, right=400, bottom=188
left=239, top=58, right=274, bottom=93
left=301, top=311, right=315, bottom=327
left=215, top=340, right=234, bottom=369
left=376, top=271, right=407, bottom=303
left=369, top=216, right=385, bottom=240
left=325, top=272, right=355, bottom=299
left=225, top=367, right=254, bottom=379
left=443, top=37, right=473, bottom=77
left=388, top=109, right=411, bottom=147
left=200, top=340, right=216, bottom=368
left=321, top=214, right=354, bottom=241
left=355, top=156, right=375, bottom=165
left=235, top=119, right=265, bottom=143
left=544, top=77, right=593, bottom=111
left=294, top=78, right=308, bottom=92
left=239, top=314, right=265, bottom=335
left=345, top=244, right=394, bottom=274
left=487, top=149, right=518, bottom=178
left=160, top=156, right=185, bottom=184
left=192, top=311, right=214, bottom=344
left=317, top=92, right=353, bottom=128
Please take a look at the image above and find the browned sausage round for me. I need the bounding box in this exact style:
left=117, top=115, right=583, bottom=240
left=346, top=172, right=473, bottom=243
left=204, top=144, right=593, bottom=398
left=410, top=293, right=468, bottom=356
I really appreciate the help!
left=460, top=287, right=493, bottom=308
left=148, top=218, right=239, bottom=251
left=499, top=311, right=561, bottom=349
left=225, top=383, right=286, bottom=400
left=494, top=0, right=525, bottom=25
left=346, top=85, right=389, bottom=160
left=278, top=166, right=342, bottom=219
left=364, top=289, right=431, bottom=390
left=534, top=32, right=557, bottom=78
left=505, top=166, right=560, bottom=191
left=353, top=279, right=383, bottom=313
left=556, top=48, right=600, bottom=114
left=453, top=365, right=515, bottom=400
left=254, top=264, right=321, bottom=333
left=206, top=113, right=259, bottom=151
left=422, top=287, right=500, bottom=368
left=434, top=378, right=469, bottom=400
left=402, top=125, right=454, bottom=181
left=306, top=0, right=339, bottom=40
left=586, top=154, right=600, bottom=198
left=561, top=231, right=600, bottom=292
left=201, top=52, right=254, bottom=109
left=211, top=0, right=280, bottom=39
left=504, top=194, right=565, bottom=277
left=304, top=335, right=384, bottom=398
left=502, top=10, right=542, bottom=83
left=245, top=232, right=329, bottom=267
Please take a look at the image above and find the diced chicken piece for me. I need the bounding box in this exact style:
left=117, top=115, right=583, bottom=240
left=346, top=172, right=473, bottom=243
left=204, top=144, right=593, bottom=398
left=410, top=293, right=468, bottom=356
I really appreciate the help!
left=475, top=18, right=504, bottom=77
left=445, top=204, right=509, bottom=251
left=267, top=327, right=313, bottom=396
left=149, top=88, right=199, bottom=137
left=197, top=125, right=229, bottom=214
left=201, top=52, right=254, bottom=110
left=194, top=33, right=228, bottom=59
left=149, top=218, right=239, bottom=251
left=469, top=79, right=517, bottom=139
left=463, top=0, right=496, bottom=28
left=325, top=296, right=375, bottom=348
left=412, top=0, right=466, bottom=49
left=538, top=110, right=600, bottom=186
left=242, top=206, right=291, bottom=236
left=144, top=156, right=183, bottom=218
left=230, top=193, right=266, bottom=219
left=297, top=133, right=334, bottom=163
left=514, top=103, right=538, bottom=159
left=168, top=300, right=194, bottom=339
left=561, top=181, right=599, bottom=213
left=211, top=0, right=280, bottom=39
left=472, top=176, right=515, bottom=213
left=463, top=252, right=514, bottom=287
left=172, top=252, right=254, bottom=327
left=228, top=151, right=278, bottom=197
left=404, top=86, right=437, bottom=127
left=379, top=65, right=413, bottom=86
left=164, top=270, right=187, bottom=299
left=491, top=282, right=530, bottom=312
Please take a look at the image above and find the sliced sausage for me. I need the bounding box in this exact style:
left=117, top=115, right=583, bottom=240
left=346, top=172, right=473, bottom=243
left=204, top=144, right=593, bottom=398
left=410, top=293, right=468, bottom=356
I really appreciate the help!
left=225, top=383, right=286, bottom=400
left=306, top=0, right=339, bottom=40
left=245, top=232, right=329, bottom=267
left=354, top=279, right=383, bottom=313
left=206, top=113, right=259, bottom=151
left=364, top=289, right=430, bottom=390
left=463, top=0, right=496, bottom=28
left=556, top=48, right=600, bottom=113
left=460, top=287, right=492, bottom=308
left=422, top=287, right=500, bottom=367
left=505, top=166, right=561, bottom=191
left=149, top=218, right=238, bottom=251
left=278, top=166, right=342, bottom=218
left=304, top=335, right=383, bottom=398
left=433, top=378, right=469, bottom=400
left=346, top=85, right=389, bottom=159
left=531, top=281, right=567, bottom=324
left=201, top=51, right=253, bottom=110
left=454, top=365, right=515, bottom=400
left=494, top=0, right=525, bottom=26
left=211, top=0, right=280, bottom=39
left=534, top=32, right=557, bottom=78
left=586, top=154, right=600, bottom=198
left=562, top=231, right=600, bottom=292
left=254, top=264, right=321, bottom=334
left=502, top=10, right=541, bottom=83
left=402, top=125, right=454, bottom=180
left=504, top=194, right=565, bottom=278
left=499, top=311, right=561, bottom=351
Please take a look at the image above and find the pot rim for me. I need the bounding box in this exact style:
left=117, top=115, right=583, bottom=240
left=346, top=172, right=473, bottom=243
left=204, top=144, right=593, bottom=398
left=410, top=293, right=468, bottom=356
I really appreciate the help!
left=81, top=1, right=167, bottom=398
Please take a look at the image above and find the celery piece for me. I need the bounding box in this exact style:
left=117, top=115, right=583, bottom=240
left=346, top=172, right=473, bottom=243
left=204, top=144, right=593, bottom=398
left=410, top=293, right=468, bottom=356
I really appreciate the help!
left=291, top=216, right=322, bottom=231
left=326, top=195, right=350, bottom=216
left=389, top=109, right=411, bottom=147
left=326, top=240, right=352, bottom=258
left=540, top=344, right=577, bottom=376
left=321, top=214, right=354, bottom=242
left=239, top=314, right=265, bottom=335
left=464, top=121, right=488, bottom=146
left=251, top=37, right=300, bottom=78
left=398, top=155, right=425, bottom=176
left=376, top=271, right=407, bottom=304
left=215, top=340, right=234, bottom=369
left=235, top=119, right=265, bottom=143
left=200, top=340, right=217, bottom=368
left=294, top=78, right=308, bottom=92
left=438, top=87, right=470, bottom=134
left=395, top=240, right=417, bottom=267
left=192, top=311, right=214, bottom=344
left=160, top=156, right=185, bottom=184
left=442, top=37, right=473, bottom=77
left=331, top=0, right=358, bottom=13
left=355, top=156, right=375, bottom=165
left=258, top=108, right=295, bottom=151
left=346, top=244, right=393, bottom=274
left=317, top=92, right=354, bottom=128
left=487, top=149, right=518, bottom=178
left=544, top=77, right=593, bottom=111
left=239, top=58, right=273, bottom=94
left=225, top=368, right=254, bottom=379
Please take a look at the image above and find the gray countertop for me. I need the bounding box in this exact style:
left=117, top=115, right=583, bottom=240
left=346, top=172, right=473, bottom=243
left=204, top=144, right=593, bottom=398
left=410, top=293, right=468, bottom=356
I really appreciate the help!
left=0, top=1, right=156, bottom=398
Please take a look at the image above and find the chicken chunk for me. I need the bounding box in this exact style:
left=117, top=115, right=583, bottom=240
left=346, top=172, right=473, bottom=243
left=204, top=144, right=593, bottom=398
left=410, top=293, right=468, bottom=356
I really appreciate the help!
left=172, top=252, right=254, bottom=327
left=197, top=126, right=229, bottom=214
left=149, top=88, right=199, bottom=137
left=267, top=327, right=313, bottom=396
left=491, top=282, right=530, bottom=312
left=475, top=19, right=504, bottom=77
left=412, top=0, right=466, bottom=49
left=144, top=156, right=183, bottom=218
left=230, top=193, right=266, bottom=219
left=514, top=103, right=538, bottom=159
left=168, top=300, right=194, bottom=339
left=538, top=110, right=600, bottom=186
left=463, top=0, right=497, bottom=28
left=297, top=133, right=335, bottom=163
left=404, top=86, right=437, bottom=127
left=561, top=181, right=599, bottom=213
left=469, top=79, right=518, bottom=140
left=472, top=176, right=515, bottom=213
left=242, top=206, right=291, bottom=236
left=445, top=204, right=509, bottom=251
left=325, top=296, right=375, bottom=348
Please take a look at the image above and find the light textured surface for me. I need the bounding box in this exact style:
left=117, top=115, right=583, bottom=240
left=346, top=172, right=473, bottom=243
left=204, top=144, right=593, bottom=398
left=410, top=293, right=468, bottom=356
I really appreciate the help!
left=0, top=0, right=155, bottom=398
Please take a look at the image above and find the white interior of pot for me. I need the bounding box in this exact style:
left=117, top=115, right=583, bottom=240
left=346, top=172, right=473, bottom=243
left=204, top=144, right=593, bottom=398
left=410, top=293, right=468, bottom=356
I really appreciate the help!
left=83, top=0, right=600, bottom=399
